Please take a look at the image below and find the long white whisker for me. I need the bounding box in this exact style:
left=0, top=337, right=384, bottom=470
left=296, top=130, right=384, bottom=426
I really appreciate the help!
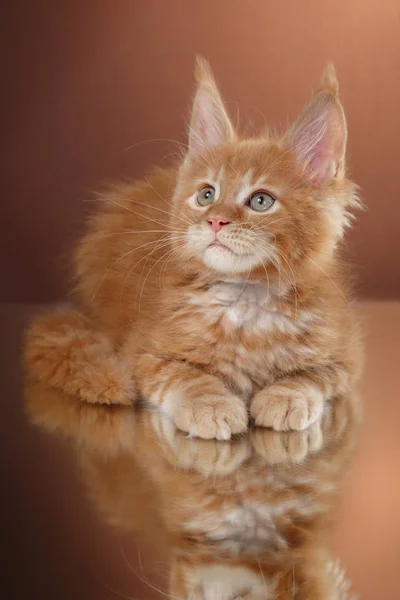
left=144, top=176, right=194, bottom=226
left=124, top=136, right=189, bottom=153
left=134, top=235, right=187, bottom=297
left=133, top=236, right=188, bottom=296
left=95, top=193, right=180, bottom=231
left=250, top=216, right=292, bottom=232
left=270, top=245, right=301, bottom=318
left=222, top=251, right=244, bottom=287
left=96, top=229, right=186, bottom=238
left=119, top=543, right=179, bottom=600
left=92, top=236, right=172, bottom=300
left=158, top=243, right=193, bottom=291
left=130, top=195, right=192, bottom=228
left=235, top=261, right=252, bottom=302
left=257, top=557, right=269, bottom=600
left=156, top=150, right=184, bottom=165
left=251, top=237, right=300, bottom=319
left=120, top=234, right=175, bottom=301
left=306, top=255, right=346, bottom=300
left=138, top=243, right=187, bottom=310
left=96, top=577, right=140, bottom=600
left=251, top=245, right=271, bottom=307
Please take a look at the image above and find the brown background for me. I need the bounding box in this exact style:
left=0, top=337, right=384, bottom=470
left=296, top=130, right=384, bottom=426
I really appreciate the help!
left=2, top=0, right=400, bottom=302
left=1, top=4, right=400, bottom=598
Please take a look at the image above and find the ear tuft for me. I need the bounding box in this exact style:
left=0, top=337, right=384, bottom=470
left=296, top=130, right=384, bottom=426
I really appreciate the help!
left=187, top=57, right=235, bottom=158
left=319, top=63, right=339, bottom=96
left=284, top=66, right=347, bottom=188
left=194, top=55, right=215, bottom=85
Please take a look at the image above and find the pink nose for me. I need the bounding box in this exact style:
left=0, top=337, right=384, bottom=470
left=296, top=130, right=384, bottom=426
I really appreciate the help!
left=207, top=217, right=231, bottom=233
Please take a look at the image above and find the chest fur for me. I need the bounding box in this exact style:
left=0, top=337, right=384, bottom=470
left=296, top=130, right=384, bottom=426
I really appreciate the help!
left=184, top=282, right=315, bottom=378
left=155, top=281, right=318, bottom=396
left=186, top=281, right=301, bottom=335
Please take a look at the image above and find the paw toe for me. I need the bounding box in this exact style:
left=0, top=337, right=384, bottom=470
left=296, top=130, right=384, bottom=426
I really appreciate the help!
left=287, top=405, right=309, bottom=431
left=251, top=385, right=324, bottom=432
left=175, top=396, right=248, bottom=440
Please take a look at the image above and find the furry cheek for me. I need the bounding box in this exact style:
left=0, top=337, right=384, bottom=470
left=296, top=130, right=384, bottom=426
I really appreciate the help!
left=186, top=223, right=215, bottom=255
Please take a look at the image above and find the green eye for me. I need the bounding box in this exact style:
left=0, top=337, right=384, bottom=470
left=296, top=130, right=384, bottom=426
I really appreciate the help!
left=197, top=185, right=215, bottom=207
left=248, top=190, right=275, bottom=212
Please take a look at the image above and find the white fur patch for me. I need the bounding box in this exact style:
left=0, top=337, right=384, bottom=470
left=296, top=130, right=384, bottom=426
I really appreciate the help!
left=187, top=281, right=312, bottom=335
left=202, top=244, right=262, bottom=273
left=186, top=169, right=223, bottom=211
left=186, top=222, right=269, bottom=274
left=159, top=386, right=184, bottom=415
left=190, top=563, right=273, bottom=599
left=236, top=172, right=281, bottom=215
left=234, top=169, right=254, bottom=206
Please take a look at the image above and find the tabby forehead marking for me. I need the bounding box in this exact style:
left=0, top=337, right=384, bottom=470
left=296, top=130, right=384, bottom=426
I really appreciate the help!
left=186, top=167, right=223, bottom=211
left=234, top=169, right=282, bottom=209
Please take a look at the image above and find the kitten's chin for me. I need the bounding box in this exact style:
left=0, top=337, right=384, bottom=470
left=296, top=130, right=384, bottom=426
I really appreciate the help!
left=202, top=246, right=261, bottom=274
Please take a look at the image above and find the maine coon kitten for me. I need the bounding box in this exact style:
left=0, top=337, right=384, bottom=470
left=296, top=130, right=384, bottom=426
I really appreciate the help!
left=25, top=378, right=360, bottom=599
left=25, top=58, right=362, bottom=439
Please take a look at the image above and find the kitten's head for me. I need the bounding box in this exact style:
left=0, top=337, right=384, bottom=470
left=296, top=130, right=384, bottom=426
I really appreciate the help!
left=170, top=58, right=359, bottom=283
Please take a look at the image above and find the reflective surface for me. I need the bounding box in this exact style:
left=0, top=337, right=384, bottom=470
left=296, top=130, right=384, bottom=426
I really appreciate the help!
left=3, top=302, right=400, bottom=599
left=26, top=373, right=361, bottom=599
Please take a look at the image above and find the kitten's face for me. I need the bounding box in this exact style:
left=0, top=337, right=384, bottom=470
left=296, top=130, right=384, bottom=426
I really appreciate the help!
left=172, top=139, right=326, bottom=279
left=169, top=58, right=357, bottom=282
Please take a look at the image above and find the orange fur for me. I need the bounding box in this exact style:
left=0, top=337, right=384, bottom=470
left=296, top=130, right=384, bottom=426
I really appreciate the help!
left=24, top=376, right=360, bottom=599
left=24, top=58, right=363, bottom=440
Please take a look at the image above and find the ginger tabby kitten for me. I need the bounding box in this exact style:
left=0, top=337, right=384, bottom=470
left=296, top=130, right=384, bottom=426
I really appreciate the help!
left=25, top=58, right=362, bottom=439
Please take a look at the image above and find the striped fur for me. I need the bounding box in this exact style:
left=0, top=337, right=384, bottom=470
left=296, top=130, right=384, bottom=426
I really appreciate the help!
left=25, top=59, right=362, bottom=441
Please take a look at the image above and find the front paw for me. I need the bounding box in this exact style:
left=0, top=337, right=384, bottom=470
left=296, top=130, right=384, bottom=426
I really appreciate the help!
left=174, top=394, right=248, bottom=441
left=250, top=381, right=324, bottom=432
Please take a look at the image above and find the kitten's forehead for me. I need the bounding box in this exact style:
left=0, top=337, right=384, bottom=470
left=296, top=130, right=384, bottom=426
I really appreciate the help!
left=199, top=145, right=287, bottom=202
left=204, top=139, right=291, bottom=187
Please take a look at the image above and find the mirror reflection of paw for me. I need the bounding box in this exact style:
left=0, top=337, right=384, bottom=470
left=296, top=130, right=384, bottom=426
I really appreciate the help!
left=151, top=411, right=251, bottom=476
left=251, top=420, right=323, bottom=464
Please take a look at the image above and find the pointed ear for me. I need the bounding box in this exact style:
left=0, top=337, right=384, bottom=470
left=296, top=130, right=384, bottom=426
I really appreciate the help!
left=284, top=64, right=347, bottom=188
left=187, top=56, right=235, bottom=158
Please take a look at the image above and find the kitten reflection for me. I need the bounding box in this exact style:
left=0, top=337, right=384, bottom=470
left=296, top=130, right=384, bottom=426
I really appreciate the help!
left=25, top=378, right=359, bottom=599
left=79, top=397, right=359, bottom=599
